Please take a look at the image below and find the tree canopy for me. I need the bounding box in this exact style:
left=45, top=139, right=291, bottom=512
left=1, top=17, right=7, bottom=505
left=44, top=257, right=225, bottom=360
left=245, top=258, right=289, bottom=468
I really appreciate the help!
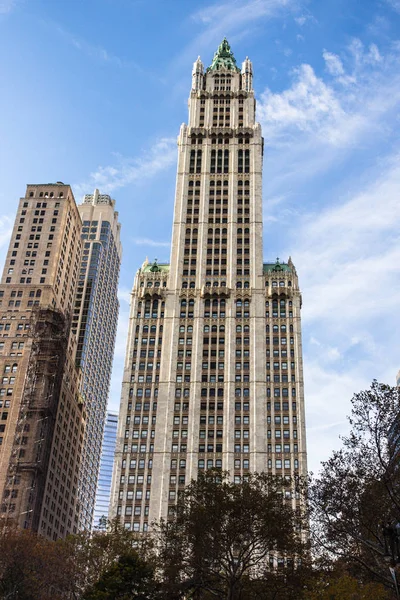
left=310, top=381, right=400, bottom=591
left=155, top=470, right=308, bottom=599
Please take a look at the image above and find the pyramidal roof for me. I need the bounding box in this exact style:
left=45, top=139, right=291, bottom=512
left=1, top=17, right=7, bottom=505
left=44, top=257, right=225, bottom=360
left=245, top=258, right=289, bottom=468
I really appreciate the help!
left=207, top=38, right=240, bottom=72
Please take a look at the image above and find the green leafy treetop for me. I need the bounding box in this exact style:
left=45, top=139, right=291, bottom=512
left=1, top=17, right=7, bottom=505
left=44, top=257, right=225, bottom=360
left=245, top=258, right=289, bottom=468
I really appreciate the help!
left=207, top=38, right=240, bottom=72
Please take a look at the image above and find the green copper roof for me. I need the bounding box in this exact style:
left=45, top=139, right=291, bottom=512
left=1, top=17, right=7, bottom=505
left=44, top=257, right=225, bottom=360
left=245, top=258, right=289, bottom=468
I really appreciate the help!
left=207, top=38, right=240, bottom=73
left=142, top=262, right=170, bottom=273
left=263, top=259, right=292, bottom=273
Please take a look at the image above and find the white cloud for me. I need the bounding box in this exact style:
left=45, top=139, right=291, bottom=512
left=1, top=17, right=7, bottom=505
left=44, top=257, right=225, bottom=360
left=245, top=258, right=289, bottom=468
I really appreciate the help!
left=0, top=215, right=13, bottom=270
left=74, top=137, right=176, bottom=196
left=258, top=39, right=400, bottom=160
left=258, top=38, right=400, bottom=473
left=133, top=238, right=170, bottom=248
left=47, top=21, right=138, bottom=70
left=193, top=0, right=294, bottom=28
left=118, top=287, right=131, bottom=305
left=322, top=50, right=345, bottom=76
left=0, top=215, right=13, bottom=246
left=386, top=0, right=400, bottom=14
left=258, top=64, right=350, bottom=145
left=295, top=15, right=307, bottom=26
left=0, top=0, right=16, bottom=14
left=187, top=0, right=299, bottom=59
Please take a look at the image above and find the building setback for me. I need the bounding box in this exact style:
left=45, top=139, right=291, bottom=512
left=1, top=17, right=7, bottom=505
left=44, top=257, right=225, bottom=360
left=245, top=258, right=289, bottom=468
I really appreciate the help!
left=110, top=40, right=307, bottom=531
left=93, top=410, right=118, bottom=529
left=73, top=190, right=121, bottom=530
left=0, top=183, right=85, bottom=539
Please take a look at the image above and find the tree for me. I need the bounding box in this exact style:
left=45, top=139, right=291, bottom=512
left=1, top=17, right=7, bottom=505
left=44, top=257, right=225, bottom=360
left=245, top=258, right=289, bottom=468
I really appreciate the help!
left=306, top=571, right=392, bottom=599
left=155, top=470, right=308, bottom=600
left=0, top=526, right=68, bottom=600
left=310, top=381, right=400, bottom=593
left=82, top=551, right=160, bottom=600
left=55, top=518, right=149, bottom=599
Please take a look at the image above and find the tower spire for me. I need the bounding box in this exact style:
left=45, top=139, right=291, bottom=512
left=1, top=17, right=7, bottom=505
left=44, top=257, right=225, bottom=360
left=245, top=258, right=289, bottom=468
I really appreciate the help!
left=207, top=37, right=240, bottom=72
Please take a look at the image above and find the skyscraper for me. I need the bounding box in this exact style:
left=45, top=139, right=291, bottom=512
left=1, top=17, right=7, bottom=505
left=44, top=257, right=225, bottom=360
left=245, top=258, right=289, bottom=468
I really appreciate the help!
left=93, top=410, right=118, bottom=530
left=73, top=190, right=122, bottom=530
left=110, top=40, right=307, bottom=531
left=0, top=183, right=85, bottom=539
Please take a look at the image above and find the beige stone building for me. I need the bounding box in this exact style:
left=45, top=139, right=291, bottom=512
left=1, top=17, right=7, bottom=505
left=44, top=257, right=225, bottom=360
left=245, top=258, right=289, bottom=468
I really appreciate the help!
left=110, top=40, right=307, bottom=531
left=0, top=183, right=85, bottom=539
left=73, top=190, right=122, bottom=530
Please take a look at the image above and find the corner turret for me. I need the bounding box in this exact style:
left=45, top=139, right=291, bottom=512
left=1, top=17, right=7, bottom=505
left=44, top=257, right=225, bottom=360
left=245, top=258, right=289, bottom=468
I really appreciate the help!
left=241, top=56, right=253, bottom=91
left=192, top=56, right=204, bottom=91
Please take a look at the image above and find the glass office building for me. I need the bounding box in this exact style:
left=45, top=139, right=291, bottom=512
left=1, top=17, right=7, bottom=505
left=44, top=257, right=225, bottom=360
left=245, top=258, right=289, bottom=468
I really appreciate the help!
left=93, top=410, right=118, bottom=529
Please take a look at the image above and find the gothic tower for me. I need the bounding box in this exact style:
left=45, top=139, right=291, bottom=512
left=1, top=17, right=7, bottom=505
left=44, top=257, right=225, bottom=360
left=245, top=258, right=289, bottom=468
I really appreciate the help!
left=110, top=40, right=307, bottom=530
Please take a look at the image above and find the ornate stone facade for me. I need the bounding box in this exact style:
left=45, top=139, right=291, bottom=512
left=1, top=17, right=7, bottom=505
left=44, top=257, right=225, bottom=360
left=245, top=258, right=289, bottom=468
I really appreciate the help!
left=110, top=40, right=307, bottom=531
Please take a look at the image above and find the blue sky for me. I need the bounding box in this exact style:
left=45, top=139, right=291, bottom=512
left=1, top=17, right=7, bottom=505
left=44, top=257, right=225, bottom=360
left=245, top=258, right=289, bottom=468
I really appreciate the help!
left=1, top=0, right=400, bottom=474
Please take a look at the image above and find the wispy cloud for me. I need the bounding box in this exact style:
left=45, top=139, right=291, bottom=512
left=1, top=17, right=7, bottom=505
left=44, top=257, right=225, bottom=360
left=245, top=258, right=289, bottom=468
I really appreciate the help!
left=257, top=37, right=400, bottom=473
left=133, top=238, right=170, bottom=248
left=257, top=38, right=400, bottom=204
left=74, top=137, right=176, bottom=197
left=42, top=20, right=139, bottom=70
left=118, top=287, right=131, bottom=305
left=386, top=0, right=400, bottom=14
left=0, top=215, right=13, bottom=247
left=0, top=0, right=16, bottom=14
left=188, top=0, right=299, bottom=58
left=0, top=215, right=14, bottom=281
left=258, top=39, right=394, bottom=149
left=293, top=154, right=400, bottom=327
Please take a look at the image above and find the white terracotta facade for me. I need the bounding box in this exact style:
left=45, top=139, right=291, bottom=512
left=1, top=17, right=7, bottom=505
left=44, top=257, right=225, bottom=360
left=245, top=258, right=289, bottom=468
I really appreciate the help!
left=110, top=41, right=307, bottom=531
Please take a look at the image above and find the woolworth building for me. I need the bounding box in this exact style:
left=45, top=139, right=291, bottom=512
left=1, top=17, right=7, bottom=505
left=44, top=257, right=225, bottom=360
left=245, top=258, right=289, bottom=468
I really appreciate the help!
left=110, top=39, right=307, bottom=530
